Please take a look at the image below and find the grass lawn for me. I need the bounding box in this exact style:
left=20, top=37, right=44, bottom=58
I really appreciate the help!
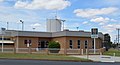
left=0, top=53, right=90, bottom=61
left=103, top=48, right=120, bottom=57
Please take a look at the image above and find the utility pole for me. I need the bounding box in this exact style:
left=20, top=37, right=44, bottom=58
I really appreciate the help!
left=61, top=20, right=66, bottom=31
left=114, top=35, right=117, bottom=44
left=7, top=22, right=9, bottom=30
left=55, top=10, right=58, bottom=19
left=116, top=28, right=120, bottom=45
left=20, top=20, right=24, bottom=31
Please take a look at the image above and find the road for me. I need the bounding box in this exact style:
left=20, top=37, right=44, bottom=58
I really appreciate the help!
left=0, top=59, right=120, bottom=65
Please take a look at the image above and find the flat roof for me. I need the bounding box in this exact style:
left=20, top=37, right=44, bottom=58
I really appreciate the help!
left=0, top=30, right=103, bottom=39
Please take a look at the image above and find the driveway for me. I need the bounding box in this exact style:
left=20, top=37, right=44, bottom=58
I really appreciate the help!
left=71, top=55, right=120, bottom=62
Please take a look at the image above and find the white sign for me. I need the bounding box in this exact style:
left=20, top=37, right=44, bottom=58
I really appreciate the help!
left=91, top=35, right=98, bottom=38
left=27, top=43, right=30, bottom=47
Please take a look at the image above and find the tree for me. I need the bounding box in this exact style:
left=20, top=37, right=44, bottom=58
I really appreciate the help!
left=103, top=33, right=112, bottom=51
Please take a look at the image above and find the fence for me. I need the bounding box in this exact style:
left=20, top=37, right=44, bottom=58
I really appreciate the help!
left=0, top=48, right=14, bottom=53
left=0, top=48, right=105, bottom=55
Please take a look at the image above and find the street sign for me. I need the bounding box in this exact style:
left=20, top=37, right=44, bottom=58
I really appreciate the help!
left=91, top=35, right=98, bottom=38
left=91, top=28, right=98, bottom=38
left=91, top=28, right=98, bottom=54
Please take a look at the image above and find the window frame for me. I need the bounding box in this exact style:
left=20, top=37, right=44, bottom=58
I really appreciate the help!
left=69, top=40, right=73, bottom=49
left=77, top=40, right=80, bottom=49
left=84, top=40, right=88, bottom=49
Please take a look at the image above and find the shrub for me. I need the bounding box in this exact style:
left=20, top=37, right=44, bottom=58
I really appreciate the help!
left=48, top=41, right=60, bottom=48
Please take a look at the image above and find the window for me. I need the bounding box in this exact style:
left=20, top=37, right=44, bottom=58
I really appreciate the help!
left=69, top=40, right=73, bottom=49
left=0, top=43, right=14, bottom=45
left=4, top=38, right=10, bottom=40
left=24, top=40, right=27, bottom=44
left=38, top=40, right=48, bottom=48
left=78, top=40, right=80, bottom=48
left=85, top=40, right=88, bottom=49
left=24, top=40, right=32, bottom=45
left=0, top=38, right=10, bottom=40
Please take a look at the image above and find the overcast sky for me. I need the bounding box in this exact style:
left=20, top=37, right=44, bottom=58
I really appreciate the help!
left=0, top=0, right=120, bottom=42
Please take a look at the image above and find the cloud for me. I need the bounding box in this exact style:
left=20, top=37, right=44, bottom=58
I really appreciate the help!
left=90, top=17, right=117, bottom=25
left=90, top=17, right=109, bottom=25
left=14, top=1, right=28, bottom=8
left=82, top=21, right=88, bottom=24
left=90, top=17, right=109, bottom=23
left=64, top=22, right=85, bottom=31
left=30, top=23, right=46, bottom=31
left=0, top=6, right=47, bottom=31
left=0, top=6, right=41, bottom=22
left=100, top=23, right=120, bottom=42
left=103, top=24, right=114, bottom=33
left=102, top=24, right=120, bottom=33
left=0, top=0, right=4, bottom=2
left=14, top=0, right=71, bottom=10
left=74, top=7, right=118, bottom=18
left=30, top=23, right=41, bottom=27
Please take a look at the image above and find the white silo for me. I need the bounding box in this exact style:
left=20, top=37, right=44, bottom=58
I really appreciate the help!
left=46, top=19, right=61, bottom=32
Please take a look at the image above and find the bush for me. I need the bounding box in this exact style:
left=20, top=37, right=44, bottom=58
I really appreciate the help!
left=48, top=41, right=60, bottom=48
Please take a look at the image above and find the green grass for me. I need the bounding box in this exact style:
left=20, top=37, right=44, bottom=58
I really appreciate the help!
left=103, top=48, right=120, bottom=57
left=0, top=53, right=90, bottom=61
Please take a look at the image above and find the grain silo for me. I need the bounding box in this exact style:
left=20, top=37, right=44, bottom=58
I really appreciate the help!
left=46, top=19, right=61, bottom=32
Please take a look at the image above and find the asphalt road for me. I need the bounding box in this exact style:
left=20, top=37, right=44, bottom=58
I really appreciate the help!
left=0, top=59, right=120, bottom=65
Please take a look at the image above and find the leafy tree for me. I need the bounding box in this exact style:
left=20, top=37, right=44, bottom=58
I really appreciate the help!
left=103, top=33, right=112, bottom=51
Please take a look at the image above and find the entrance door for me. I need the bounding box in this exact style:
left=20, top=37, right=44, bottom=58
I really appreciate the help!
left=41, top=41, right=45, bottom=48
left=38, top=40, right=48, bottom=49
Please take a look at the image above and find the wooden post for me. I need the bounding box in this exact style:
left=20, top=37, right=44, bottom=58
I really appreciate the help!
left=46, top=48, right=49, bottom=55
left=81, top=49, right=83, bottom=55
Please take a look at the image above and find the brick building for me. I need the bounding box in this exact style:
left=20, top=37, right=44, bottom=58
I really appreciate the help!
left=0, top=19, right=104, bottom=54
left=0, top=29, right=104, bottom=54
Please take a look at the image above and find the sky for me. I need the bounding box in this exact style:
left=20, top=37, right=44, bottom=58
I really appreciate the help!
left=0, top=0, right=120, bottom=42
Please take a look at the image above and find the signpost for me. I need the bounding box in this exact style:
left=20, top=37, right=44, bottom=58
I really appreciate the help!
left=0, top=28, right=6, bottom=52
left=91, top=28, right=98, bottom=54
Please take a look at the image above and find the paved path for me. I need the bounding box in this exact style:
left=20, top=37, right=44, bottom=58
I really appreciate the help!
left=0, top=59, right=120, bottom=65
left=71, top=55, right=120, bottom=62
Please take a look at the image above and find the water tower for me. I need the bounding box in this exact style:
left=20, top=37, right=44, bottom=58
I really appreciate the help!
left=46, top=19, right=61, bottom=32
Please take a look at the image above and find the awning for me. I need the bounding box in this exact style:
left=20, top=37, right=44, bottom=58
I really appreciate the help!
left=0, top=40, right=14, bottom=44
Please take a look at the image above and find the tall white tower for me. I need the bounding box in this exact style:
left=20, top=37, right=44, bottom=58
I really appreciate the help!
left=46, top=19, right=61, bottom=32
